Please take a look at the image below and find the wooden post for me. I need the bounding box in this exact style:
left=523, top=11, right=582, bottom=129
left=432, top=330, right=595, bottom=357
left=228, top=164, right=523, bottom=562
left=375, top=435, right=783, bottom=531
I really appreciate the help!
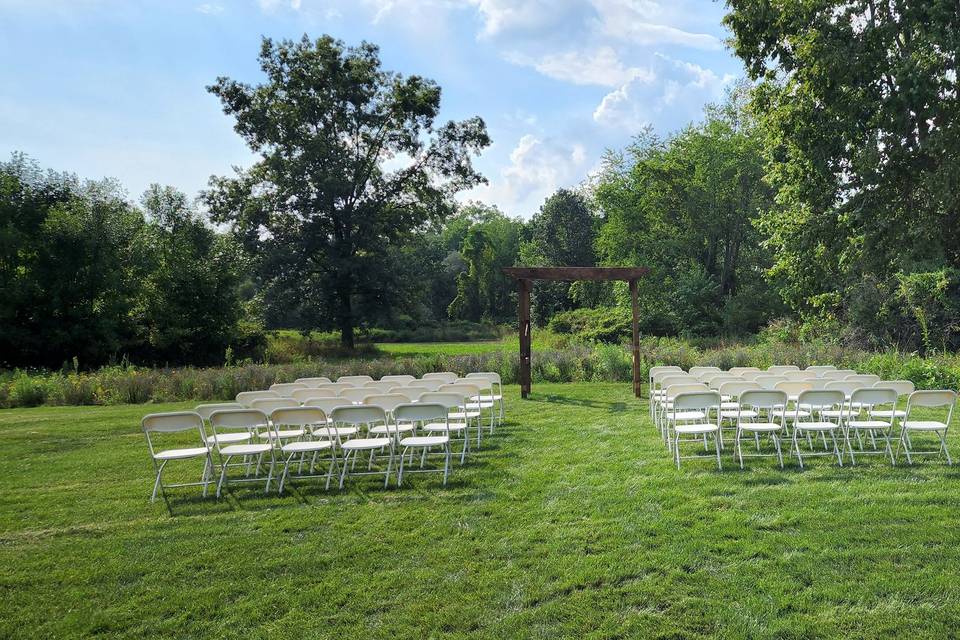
left=519, top=278, right=531, bottom=398
left=630, top=279, right=640, bottom=398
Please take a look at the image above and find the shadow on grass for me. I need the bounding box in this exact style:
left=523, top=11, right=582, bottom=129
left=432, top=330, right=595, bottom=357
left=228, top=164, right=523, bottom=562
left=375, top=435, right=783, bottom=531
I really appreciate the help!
left=533, top=393, right=630, bottom=413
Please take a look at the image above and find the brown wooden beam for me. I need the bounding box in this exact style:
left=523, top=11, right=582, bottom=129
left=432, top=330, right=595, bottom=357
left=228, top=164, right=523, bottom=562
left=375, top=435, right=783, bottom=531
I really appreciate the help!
left=503, top=266, right=649, bottom=282
left=518, top=278, right=531, bottom=398
left=630, top=279, right=641, bottom=398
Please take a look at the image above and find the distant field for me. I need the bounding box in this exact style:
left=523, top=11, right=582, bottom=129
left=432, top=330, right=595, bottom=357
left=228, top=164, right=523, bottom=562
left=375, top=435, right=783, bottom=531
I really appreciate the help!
left=374, top=340, right=510, bottom=357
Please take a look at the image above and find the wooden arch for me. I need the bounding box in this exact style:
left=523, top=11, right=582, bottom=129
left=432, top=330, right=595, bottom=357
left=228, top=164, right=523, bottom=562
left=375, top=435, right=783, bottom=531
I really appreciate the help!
left=503, top=267, right=649, bottom=399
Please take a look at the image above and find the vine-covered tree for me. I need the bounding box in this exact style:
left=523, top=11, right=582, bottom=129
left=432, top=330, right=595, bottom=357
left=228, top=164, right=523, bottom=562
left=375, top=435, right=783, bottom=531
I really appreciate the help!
left=205, top=35, right=490, bottom=348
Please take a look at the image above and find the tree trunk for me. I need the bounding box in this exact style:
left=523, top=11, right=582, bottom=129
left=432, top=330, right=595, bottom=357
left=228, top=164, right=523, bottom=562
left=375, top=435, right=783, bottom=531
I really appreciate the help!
left=338, top=285, right=354, bottom=350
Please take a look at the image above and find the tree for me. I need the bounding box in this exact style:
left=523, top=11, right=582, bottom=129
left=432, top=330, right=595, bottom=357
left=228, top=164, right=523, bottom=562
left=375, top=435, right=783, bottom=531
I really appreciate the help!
left=204, top=36, right=490, bottom=348
left=136, top=185, right=252, bottom=365
left=520, top=188, right=596, bottom=325
left=725, top=0, right=960, bottom=348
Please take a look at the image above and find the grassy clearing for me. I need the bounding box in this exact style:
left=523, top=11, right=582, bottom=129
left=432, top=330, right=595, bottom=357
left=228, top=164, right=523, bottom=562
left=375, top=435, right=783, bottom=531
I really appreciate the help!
left=2, top=384, right=960, bottom=638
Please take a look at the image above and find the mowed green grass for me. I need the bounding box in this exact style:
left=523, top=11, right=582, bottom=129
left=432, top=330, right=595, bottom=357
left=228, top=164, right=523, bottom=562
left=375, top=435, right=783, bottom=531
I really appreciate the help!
left=2, top=384, right=960, bottom=638
left=374, top=340, right=509, bottom=357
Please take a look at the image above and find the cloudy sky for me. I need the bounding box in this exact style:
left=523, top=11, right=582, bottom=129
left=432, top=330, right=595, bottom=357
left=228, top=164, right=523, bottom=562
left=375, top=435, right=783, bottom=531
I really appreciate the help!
left=1, top=0, right=741, bottom=217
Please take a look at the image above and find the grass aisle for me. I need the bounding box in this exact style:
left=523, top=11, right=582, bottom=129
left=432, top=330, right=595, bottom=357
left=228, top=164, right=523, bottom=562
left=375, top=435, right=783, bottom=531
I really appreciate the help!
left=1, top=383, right=959, bottom=638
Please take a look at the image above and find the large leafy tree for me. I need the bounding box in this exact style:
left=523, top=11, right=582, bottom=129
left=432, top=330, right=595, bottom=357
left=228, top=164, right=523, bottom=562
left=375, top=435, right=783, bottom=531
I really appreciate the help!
left=520, top=189, right=596, bottom=325
left=725, top=0, right=960, bottom=348
left=205, top=36, right=490, bottom=347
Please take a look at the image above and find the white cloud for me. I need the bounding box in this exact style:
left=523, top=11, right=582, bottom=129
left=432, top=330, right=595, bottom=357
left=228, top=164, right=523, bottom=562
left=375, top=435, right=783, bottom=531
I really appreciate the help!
left=257, top=0, right=301, bottom=12
left=589, top=0, right=723, bottom=50
left=468, top=0, right=583, bottom=38
left=468, top=134, right=588, bottom=215
left=593, top=54, right=734, bottom=133
left=507, top=46, right=654, bottom=87
left=195, top=3, right=224, bottom=15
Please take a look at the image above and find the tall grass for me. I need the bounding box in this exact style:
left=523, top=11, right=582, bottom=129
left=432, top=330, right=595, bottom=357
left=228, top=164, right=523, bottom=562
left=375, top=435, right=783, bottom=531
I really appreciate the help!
left=2, top=337, right=959, bottom=408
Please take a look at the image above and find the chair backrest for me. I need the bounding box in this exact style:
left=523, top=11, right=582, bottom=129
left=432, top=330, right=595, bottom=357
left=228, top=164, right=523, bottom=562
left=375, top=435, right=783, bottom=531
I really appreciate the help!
left=194, top=403, right=241, bottom=420
left=825, top=380, right=864, bottom=397
left=823, top=369, right=857, bottom=380
left=422, top=372, right=458, bottom=384
left=754, top=375, right=788, bottom=390
left=380, top=375, right=416, bottom=385
left=363, top=393, right=409, bottom=413
left=664, top=383, right=709, bottom=399
left=698, top=371, right=727, bottom=383
left=412, top=379, right=444, bottom=391
left=209, top=409, right=271, bottom=448
left=418, top=392, right=464, bottom=410
left=728, top=367, right=761, bottom=376
left=456, top=377, right=492, bottom=393
left=906, top=390, right=957, bottom=409
left=250, top=398, right=300, bottom=414
left=649, top=365, right=682, bottom=378
left=270, top=406, right=328, bottom=427
left=767, top=365, right=800, bottom=374
left=269, top=382, right=308, bottom=397
left=363, top=381, right=399, bottom=394
left=337, top=375, right=374, bottom=387
left=805, top=365, right=837, bottom=376
left=440, top=383, right=481, bottom=399
left=808, top=378, right=831, bottom=390
left=740, top=389, right=788, bottom=410
left=292, top=388, right=334, bottom=403
left=797, top=389, right=845, bottom=410
left=707, top=375, right=740, bottom=390
left=393, top=402, right=448, bottom=424
left=317, top=382, right=354, bottom=394
left=330, top=405, right=387, bottom=426
left=741, top=371, right=766, bottom=381
left=660, top=375, right=695, bottom=389
left=850, top=388, right=898, bottom=409
left=302, top=397, right=350, bottom=417
left=395, top=387, right=429, bottom=402
left=295, top=376, right=332, bottom=387
left=235, top=390, right=281, bottom=407
left=466, top=371, right=502, bottom=385
left=783, top=370, right=816, bottom=381
left=844, top=374, right=881, bottom=385
left=774, top=381, right=814, bottom=397
left=338, top=388, right=373, bottom=404
left=718, top=381, right=761, bottom=398
left=672, top=391, right=721, bottom=411
left=873, top=379, right=915, bottom=397
left=690, top=366, right=721, bottom=376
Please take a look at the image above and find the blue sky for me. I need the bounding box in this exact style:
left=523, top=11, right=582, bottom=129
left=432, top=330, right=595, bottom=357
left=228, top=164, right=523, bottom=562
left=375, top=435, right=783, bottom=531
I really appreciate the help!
left=1, top=0, right=742, bottom=217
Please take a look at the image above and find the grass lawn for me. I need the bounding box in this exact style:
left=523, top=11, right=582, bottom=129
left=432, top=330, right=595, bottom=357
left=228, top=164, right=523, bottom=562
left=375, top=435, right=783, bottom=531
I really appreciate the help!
left=374, top=340, right=510, bottom=357
left=2, top=383, right=960, bottom=638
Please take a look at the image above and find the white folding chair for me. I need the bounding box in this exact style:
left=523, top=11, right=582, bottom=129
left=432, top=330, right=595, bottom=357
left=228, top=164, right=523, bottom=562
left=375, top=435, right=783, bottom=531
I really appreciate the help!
left=363, top=381, right=400, bottom=394
left=783, top=370, right=816, bottom=381
left=754, top=375, right=788, bottom=390
left=142, top=412, right=213, bottom=502
left=669, top=391, right=722, bottom=470
left=395, top=387, right=430, bottom=402
left=394, top=403, right=453, bottom=486
left=805, top=365, right=836, bottom=377
left=844, top=388, right=898, bottom=465
left=337, top=375, right=374, bottom=387
left=457, top=376, right=497, bottom=436
left=440, top=382, right=484, bottom=447
left=380, top=375, right=417, bottom=386
left=272, top=407, right=338, bottom=494
left=422, top=372, right=458, bottom=384
left=823, top=369, right=857, bottom=380
left=209, top=409, right=276, bottom=497
left=270, top=382, right=308, bottom=397
left=332, top=405, right=393, bottom=488
left=292, top=387, right=334, bottom=403
left=690, top=366, right=721, bottom=377
left=895, top=390, right=957, bottom=465
left=736, top=390, right=788, bottom=469
left=466, top=372, right=505, bottom=424
left=791, top=390, right=845, bottom=468
left=235, top=390, right=280, bottom=407
left=364, top=393, right=416, bottom=442
left=419, top=392, right=472, bottom=463
left=728, top=367, right=761, bottom=376
left=304, top=398, right=358, bottom=442
left=772, top=381, right=814, bottom=425
left=295, top=377, right=332, bottom=387
left=413, top=378, right=445, bottom=392
left=338, top=388, right=373, bottom=405
left=870, top=380, right=915, bottom=421
left=767, top=365, right=800, bottom=375
left=317, top=382, right=354, bottom=394
left=659, top=382, right=709, bottom=445
left=718, top=381, right=762, bottom=444
left=250, top=398, right=300, bottom=416
left=195, top=403, right=251, bottom=448
left=844, top=374, right=881, bottom=385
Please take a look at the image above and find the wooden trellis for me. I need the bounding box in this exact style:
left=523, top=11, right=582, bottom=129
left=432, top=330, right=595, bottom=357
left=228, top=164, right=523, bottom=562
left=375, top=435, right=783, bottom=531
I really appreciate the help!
left=503, top=267, right=649, bottom=398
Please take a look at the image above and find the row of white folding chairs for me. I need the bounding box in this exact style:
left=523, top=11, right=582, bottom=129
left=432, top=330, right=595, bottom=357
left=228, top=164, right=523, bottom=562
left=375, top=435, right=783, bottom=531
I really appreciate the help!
left=661, top=387, right=955, bottom=471
left=142, top=389, right=489, bottom=500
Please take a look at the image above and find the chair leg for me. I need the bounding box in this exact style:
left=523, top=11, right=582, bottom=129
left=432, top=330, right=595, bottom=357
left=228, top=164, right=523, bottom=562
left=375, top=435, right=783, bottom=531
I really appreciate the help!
left=793, top=430, right=804, bottom=469
left=397, top=446, right=407, bottom=486
left=443, top=442, right=451, bottom=485
left=216, top=455, right=232, bottom=498
left=150, top=460, right=167, bottom=503
left=937, top=431, right=953, bottom=465
left=774, top=434, right=784, bottom=469
left=674, top=434, right=681, bottom=470
left=714, top=433, right=722, bottom=471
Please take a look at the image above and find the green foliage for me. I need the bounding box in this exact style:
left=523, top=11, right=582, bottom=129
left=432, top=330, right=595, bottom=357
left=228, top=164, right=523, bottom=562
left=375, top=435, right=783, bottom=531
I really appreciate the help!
left=205, top=35, right=490, bottom=348
left=548, top=306, right=632, bottom=343
left=725, top=0, right=960, bottom=350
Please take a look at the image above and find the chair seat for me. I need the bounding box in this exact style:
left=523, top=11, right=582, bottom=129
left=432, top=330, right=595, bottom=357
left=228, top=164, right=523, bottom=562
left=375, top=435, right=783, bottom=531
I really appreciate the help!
left=259, top=429, right=305, bottom=440
left=478, top=394, right=502, bottom=402
left=312, top=426, right=358, bottom=438
left=821, top=410, right=853, bottom=419
left=794, top=422, right=839, bottom=432
left=721, top=410, right=757, bottom=419
left=154, top=447, right=209, bottom=460
left=205, top=433, right=250, bottom=445
left=449, top=411, right=480, bottom=419
left=423, top=422, right=468, bottom=432
left=674, top=423, right=719, bottom=435
left=737, top=422, right=782, bottom=432
left=670, top=410, right=706, bottom=421
left=220, top=443, right=272, bottom=456
left=870, top=409, right=906, bottom=419
left=370, top=424, right=416, bottom=435
left=400, top=435, right=449, bottom=447
left=720, top=401, right=739, bottom=410
left=902, top=421, right=948, bottom=431
left=341, top=438, right=390, bottom=451
left=848, top=420, right=891, bottom=429
left=466, top=402, right=494, bottom=410
left=772, top=408, right=811, bottom=419
left=281, top=440, right=333, bottom=453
